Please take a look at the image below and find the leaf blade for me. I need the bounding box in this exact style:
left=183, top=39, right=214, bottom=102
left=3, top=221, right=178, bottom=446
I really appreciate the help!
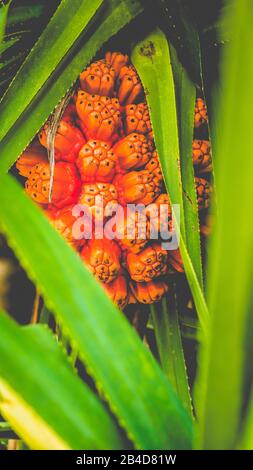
left=0, top=0, right=104, bottom=141
left=0, top=0, right=143, bottom=174
left=0, top=173, right=192, bottom=450
left=132, top=29, right=208, bottom=336
left=195, top=0, right=253, bottom=449
left=0, top=313, right=123, bottom=450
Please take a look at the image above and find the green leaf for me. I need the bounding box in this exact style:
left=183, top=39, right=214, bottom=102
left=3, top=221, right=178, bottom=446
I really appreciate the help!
left=150, top=294, right=193, bottom=417
left=0, top=0, right=104, bottom=142
left=132, top=29, right=209, bottom=336
left=0, top=0, right=143, bottom=174
left=170, top=44, right=203, bottom=289
left=0, top=35, right=20, bottom=54
left=0, top=312, right=123, bottom=450
left=0, top=173, right=192, bottom=450
left=7, top=5, right=44, bottom=25
left=152, top=0, right=201, bottom=84
left=0, top=1, right=11, bottom=46
left=238, top=390, right=253, bottom=449
left=195, top=0, right=253, bottom=449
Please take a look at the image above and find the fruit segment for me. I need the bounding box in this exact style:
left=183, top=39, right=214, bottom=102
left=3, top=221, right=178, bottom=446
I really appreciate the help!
left=76, top=91, right=121, bottom=141
left=105, top=51, right=129, bottom=76
left=124, top=103, right=152, bottom=138
left=194, top=97, right=208, bottom=128
left=196, top=177, right=212, bottom=210
left=130, top=279, right=169, bottom=304
left=114, top=170, right=162, bottom=206
left=192, top=139, right=212, bottom=173
left=25, top=162, right=81, bottom=208
left=114, top=133, right=153, bottom=171
left=126, top=243, right=168, bottom=283
left=80, top=60, right=116, bottom=97
left=77, top=140, right=117, bottom=183
left=81, top=240, right=121, bottom=284
left=117, top=65, right=143, bottom=105
left=16, top=143, right=48, bottom=177
left=39, top=119, right=85, bottom=162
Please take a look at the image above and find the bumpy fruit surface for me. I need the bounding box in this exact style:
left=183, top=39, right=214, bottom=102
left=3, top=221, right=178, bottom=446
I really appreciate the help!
left=126, top=243, right=168, bottom=282
left=45, top=205, right=84, bottom=250
left=114, top=133, right=153, bottom=171
left=16, top=143, right=48, bottom=177
left=117, top=65, right=143, bottom=105
left=25, top=162, right=81, bottom=208
left=105, top=51, right=129, bottom=75
left=103, top=270, right=129, bottom=308
left=114, top=170, right=162, bottom=206
left=124, top=102, right=152, bottom=137
left=76, top=91, right=121, bottom=141
left=81, top=240, right=121, bottom=283
left=80, top=60, right=116, bottom=97
left=78, top=182, right=118, bottom=218
left=192, top=140, right=212, bottom=173
left=17, top=50, right=212, bottom=309
left=39, top=119, right=85, bottom=162
left=194, top=98, right=208, bottom=128
left=76, top=140, right=117, bottom=183
left=130, top=279, right=169, bottom=304
left=195, top=177, right=212, bottom=210
left=144, top=150, right=163, bottom=181
left=111, top=207, right=150, bottom=254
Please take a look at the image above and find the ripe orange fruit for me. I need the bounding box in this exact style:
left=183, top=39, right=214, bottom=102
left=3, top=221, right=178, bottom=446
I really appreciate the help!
left=81, top=239, right=121, bottom=284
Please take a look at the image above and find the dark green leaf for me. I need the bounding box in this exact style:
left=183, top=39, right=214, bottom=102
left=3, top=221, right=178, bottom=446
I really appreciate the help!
left=0, top=0, right=143, bottom=174
left=7, top=5, right=44, bottom=26
left=0, top=0, right=104, bottom=141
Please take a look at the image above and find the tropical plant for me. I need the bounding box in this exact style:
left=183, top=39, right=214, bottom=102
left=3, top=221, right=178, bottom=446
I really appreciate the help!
left=0, top=0, right=252, bottom=451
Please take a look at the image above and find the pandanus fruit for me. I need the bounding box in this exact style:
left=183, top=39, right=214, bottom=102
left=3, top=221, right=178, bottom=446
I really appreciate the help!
left=39, top=119, right=85, bottom=162
left=25, top=162, right=81, bottom=208
left=17, top=51, right=212, bottom=309
left=192, top=139, right=212, bottom=173
left=126, top=243, right=168, bottom=283
left=194, top=97, right=208, bottom=129
left=76, top=91, right=121, bottom=141
left=80, top=60, right=116, bottom=97
left=113, top=133, right=153, bottom=171
left=124, top=102, right=152, bottom=138
left=16, top=143, right=48, bottom=177
left=114, top=169, right=162, bottom=206
left=81, top=240, right=121, bottom=284
left=76, top=139, right=117, bottom=183
left=130, top=279, right=169, bottom=304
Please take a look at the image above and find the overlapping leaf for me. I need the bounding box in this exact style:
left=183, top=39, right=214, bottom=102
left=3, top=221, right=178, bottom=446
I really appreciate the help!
left=0, top=0, right=104, bottom=141
left=132, top=29, right=209, bottom=336
left=0, top=313, right=123, bottom=450
left=0, top=173, right=192, bottom=450
left=0, top=0, right=143, bottom=174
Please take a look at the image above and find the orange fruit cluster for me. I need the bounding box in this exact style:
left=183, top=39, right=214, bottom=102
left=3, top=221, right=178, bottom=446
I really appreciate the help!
left=16, top=52, right=212, bottom=309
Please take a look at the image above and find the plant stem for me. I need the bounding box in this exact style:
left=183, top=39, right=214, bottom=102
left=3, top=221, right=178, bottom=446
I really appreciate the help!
left=150, top=292, right=193, bottom=417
